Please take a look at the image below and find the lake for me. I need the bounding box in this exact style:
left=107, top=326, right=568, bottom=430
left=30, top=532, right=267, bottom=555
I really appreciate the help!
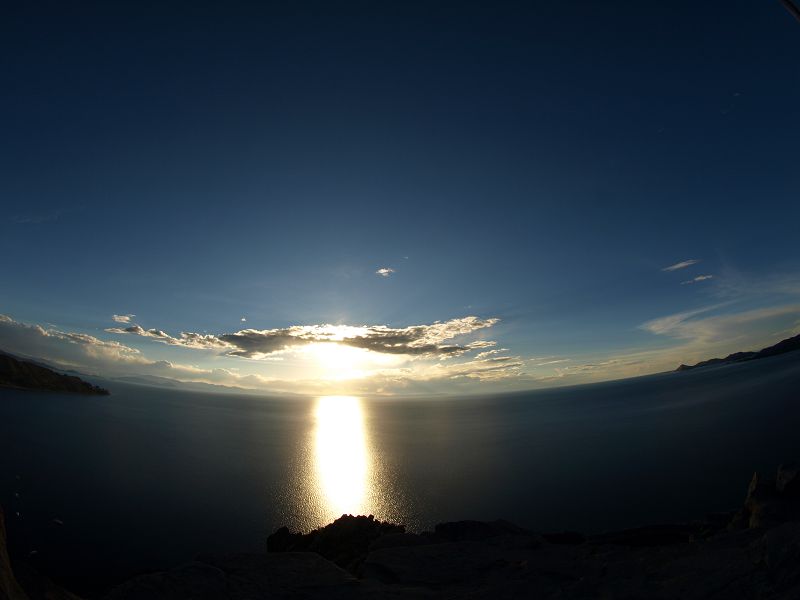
left=2, top=352, right=800, bottom=593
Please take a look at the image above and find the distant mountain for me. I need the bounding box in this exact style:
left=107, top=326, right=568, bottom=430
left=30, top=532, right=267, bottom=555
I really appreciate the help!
left=676, top=333, right=800, bottom=372
left=0, top=351, right=109, bottom=395
left=109, top=374, right=275, bottom=396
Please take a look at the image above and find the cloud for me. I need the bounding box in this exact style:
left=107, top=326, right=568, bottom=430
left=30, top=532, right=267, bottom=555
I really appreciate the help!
left=662, top=259, right=699, bottom=272
left=107, top=316, right=501, bottom=359
left=639, top=304, right=724, bottom=336
left=641, top=304, right=800, bottom=344
left=681, top=275, right=713, bottom=285
left=1, top=314, right=146, bottom=370
left=531, top=300, right=800, bottom=389
left=241, top=317, right=247, bottom=322
left=0, top=313, right=517, bottom=395
left=376, top=267, right=395, bottom=277
left=713, top=271, right=800, bottom=300
left=529, top=358, right=570, bottom=367
left=474, top=348, right=508, bottom=360
left=0, top=314, right=277, bottom=390
left=112, top=314, right=136, bottom=323
left=220, top=317, right=499, bottom=358
left=434, top=352, right=523, bottom=381
left=105, top=325, right=230, bottom=350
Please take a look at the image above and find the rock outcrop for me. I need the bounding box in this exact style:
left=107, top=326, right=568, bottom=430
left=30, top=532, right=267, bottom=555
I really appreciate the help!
left=267, top=514, right=404, bottom=572
left=732, top=462, right=800, bottom=529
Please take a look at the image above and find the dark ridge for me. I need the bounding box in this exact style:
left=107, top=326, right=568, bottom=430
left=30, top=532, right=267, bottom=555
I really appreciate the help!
left=267, top=514, right=404, bottom=573
left=676, top=333, right=800, bottom=371
left=0, top=351, right=109, bottom=395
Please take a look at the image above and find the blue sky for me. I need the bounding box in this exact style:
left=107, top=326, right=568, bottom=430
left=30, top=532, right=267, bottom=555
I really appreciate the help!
left=1, top=1, right=799, bottom=394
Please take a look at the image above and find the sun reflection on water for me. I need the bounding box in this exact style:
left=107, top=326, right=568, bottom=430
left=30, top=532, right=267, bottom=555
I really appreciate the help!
left=313, top=396, right=369, bottom=520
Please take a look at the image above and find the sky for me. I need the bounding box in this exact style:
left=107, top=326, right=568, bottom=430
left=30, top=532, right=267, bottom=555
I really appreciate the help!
left=1, top=1, right=799, bottom=395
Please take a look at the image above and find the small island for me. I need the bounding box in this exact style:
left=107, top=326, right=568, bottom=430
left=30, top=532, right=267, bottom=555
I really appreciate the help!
left=0, top=352, right=109, bottom=395
left=677, top=333, right=800, bottom=371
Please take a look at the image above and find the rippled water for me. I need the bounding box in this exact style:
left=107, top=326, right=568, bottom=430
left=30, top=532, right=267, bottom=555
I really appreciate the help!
left=1, top=353, right=800, bottom=591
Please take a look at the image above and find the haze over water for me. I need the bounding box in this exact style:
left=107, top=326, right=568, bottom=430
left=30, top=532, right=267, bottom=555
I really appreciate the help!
left=2, top=353, right=800, bottom=587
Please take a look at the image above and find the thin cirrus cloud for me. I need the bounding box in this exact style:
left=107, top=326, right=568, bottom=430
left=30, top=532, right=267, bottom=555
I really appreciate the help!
left=430, top=353, right=524, bottom=381
left=662, top=259, right=699, bottom=272
left=106, top=316, right=500, bottom=359
left=681, top=275, right=714, bottom=285
left=375, top=267, right=395, bottom=277
left=638, top=304, right=723, bottom=336
left=639, top=303, right=800, bottom=349
left=112, top=314, right=136, bottom=323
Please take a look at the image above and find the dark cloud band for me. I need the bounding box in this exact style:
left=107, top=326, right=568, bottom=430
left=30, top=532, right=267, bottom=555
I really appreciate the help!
left=107, top=316, right=500, bottom=359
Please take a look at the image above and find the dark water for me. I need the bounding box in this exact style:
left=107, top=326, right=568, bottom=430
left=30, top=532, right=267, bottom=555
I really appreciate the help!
left=2, top=353, right=800, bottom=593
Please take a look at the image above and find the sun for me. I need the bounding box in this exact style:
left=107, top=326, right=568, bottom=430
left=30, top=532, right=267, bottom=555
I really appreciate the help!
left=308, top=343, right=370, bottom=379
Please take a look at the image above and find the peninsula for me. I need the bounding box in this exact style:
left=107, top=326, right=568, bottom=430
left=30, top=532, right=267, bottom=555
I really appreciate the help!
left=0, top=352, right=109, bottom=395
left=677, top=333, right=800, bottom=372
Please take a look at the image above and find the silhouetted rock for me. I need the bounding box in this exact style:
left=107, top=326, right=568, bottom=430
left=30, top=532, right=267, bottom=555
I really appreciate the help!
left=541, top=530, right=586, bottom=545
left=0, top=505, right=27, bottom=600
left=264, top=526, right=302, bottom=553
left=735, top=465, right=800, bottom=530
left=0, top=352, right=109, bottom=395
left=777, top=462, right=800, bottom=495
left=8, top=561, right=82, bottom=600
left=676, top=333, right=800, bottom=371
left=367, top=532, right=430, bottom=552
left=266, top=514, right=404, bottom=572
left=8, top=464, right=800, bottom=599
left=591, top=523, right=699, bottom=546
left=104, top=554, right=359, bottom=600
left=1, top=505, right=81, bottom=600
left=434, top=519, right=529, bottom=542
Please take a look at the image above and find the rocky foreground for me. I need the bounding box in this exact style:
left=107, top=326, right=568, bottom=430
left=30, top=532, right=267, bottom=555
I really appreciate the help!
left=3, top=465, right=800, bottom=600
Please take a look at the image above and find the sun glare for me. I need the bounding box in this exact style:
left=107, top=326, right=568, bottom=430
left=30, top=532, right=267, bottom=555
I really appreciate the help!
left=314, top=396, right=369, bottom=519
left=307, top=342, right=399, bottom=380
left=311, top=343, right=364, bottom=374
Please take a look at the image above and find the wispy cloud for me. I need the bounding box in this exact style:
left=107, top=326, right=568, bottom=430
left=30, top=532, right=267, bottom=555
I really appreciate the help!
left=375, top=267, right=395, bottom=277
left=529, top=358, right=570, bottom=367
left=107, top=316, right=501, bottom=359
left=639, top=304, right=725, bottom=336
left=641, top=304, right=800, bottom=344
left=112, top=314, right=136, bottom=323
left=662, top=259, right=699, bottom=272
left=474, top=348, right=508, bottom=360
left=421, top=351, right=523, bottom=381
left=681, top=274, right=713, bottom=285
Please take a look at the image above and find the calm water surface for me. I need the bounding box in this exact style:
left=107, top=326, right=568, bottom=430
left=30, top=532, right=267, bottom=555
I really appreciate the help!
left=1, top=353, right=800, bottom=590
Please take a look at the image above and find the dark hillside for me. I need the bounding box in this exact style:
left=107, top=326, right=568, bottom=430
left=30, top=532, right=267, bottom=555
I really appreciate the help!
left=0, top=352, right=109, bottom=395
